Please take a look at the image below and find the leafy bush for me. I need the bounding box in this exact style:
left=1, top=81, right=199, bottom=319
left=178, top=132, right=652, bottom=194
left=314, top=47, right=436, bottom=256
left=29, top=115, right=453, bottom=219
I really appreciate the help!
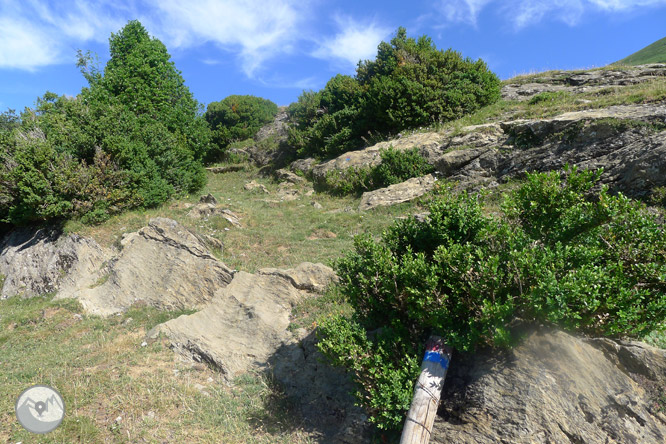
left=322, top=146, right=434, bottom=195
left=288, top=28, right=501, bottom=159
left=205, top=95, right=278, bottom=162
left=317, top=166, right=666, bottom=430
left=0, top=20, right=208, bottom=226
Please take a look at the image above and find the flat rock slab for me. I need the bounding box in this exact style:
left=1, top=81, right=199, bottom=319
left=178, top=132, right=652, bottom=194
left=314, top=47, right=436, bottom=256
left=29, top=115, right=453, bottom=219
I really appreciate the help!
left=57, top=218, right=234, bottom=316
left=432, top=328, right=666, bottom=444
left=359, top=174, right=437, bottom=211
left=152, top=262, right=337, bottom=379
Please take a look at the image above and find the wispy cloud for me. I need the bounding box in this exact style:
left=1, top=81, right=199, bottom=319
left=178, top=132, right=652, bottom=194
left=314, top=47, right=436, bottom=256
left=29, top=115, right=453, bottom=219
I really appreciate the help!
left=146, top=0, right=309, bottom=77
left=0, top=1, right=124, bottom=70
left=0, top=0, right=308, bottom=75
left=437, top=0, right=666, bottom=29
left=312, top=16, right=391, bottom=69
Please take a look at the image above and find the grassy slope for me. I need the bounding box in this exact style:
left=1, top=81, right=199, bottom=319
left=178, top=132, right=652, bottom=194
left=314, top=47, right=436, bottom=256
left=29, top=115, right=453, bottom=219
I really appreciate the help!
left=616, top=36, right=666, bottom=65
left=2, top=71, right=666, bottom=442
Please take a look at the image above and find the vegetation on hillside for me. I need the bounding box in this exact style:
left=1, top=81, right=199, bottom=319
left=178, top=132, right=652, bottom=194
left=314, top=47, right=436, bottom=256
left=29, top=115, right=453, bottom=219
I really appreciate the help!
left=317, top=166, right=666, bottom=430
left=205, top=95, right=278, bottom=162
left=0, top=20, right=209, bottom=226
left=287, top=27, right=501, bottom=159
left=616, top=36, right=666, bottom=65
left=322, top=146, right=434, bottom=195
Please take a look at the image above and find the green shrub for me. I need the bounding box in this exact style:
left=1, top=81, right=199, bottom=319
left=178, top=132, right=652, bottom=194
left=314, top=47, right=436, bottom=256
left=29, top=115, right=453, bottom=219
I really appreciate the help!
left=322, top=146, right=434, bottom=195
left=205, top=95, right=278, bottom=162
left=317, top=166, right=666, bottom=430
left=289, top=28, right=501, bottom=160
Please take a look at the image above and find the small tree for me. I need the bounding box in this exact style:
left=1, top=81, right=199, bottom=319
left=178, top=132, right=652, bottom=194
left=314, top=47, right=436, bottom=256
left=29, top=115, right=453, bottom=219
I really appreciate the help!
left=205, top=95, right=278, bottom=161
left=317, top=167, right=666, bottom=431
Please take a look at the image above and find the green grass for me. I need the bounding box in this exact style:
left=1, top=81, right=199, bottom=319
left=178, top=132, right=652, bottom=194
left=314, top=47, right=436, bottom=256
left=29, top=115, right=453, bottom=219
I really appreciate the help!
left=616, top=36, right=666, bottom=66
left=65, top=165, right=425, bottom=273
left=0, top=295, right=315, bottom=443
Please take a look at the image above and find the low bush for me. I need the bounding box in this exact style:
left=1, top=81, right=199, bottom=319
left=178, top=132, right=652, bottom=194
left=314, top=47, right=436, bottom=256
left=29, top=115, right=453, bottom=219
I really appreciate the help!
left=322, top=146, right=434, bottom=195
left=317, top=166, right=666, bottom=430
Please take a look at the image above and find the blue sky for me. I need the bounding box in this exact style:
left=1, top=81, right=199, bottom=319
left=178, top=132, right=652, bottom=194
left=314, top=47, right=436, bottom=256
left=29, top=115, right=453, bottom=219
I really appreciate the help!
left=1, top=0, right=665, bottom=112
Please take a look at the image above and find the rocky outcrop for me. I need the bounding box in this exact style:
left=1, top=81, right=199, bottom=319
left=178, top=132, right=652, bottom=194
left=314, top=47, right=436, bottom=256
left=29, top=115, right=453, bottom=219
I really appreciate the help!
left=359, top=174, right=438, bottom=211
left=149, top=262, right=364, bottom=441
left=309, top=132, right=446, bottom=187
left=432, top=327, right=666, bottom=444
left=0, top=226, right=109, bottom=299
left=151, top=262, right=336, bottom=378
left=301, top=102, right=666, bottom=206
left=502, top=64, right=666, bottom=101
left=57, top=218, right=234, bottom=316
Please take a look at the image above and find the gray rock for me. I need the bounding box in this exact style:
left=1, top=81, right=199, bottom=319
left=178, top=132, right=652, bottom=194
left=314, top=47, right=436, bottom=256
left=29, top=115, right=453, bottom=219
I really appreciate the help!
left=199, top=193, right=217, bottom=204
left=311, top=200, right=323, bottom=210
left=432, top=327, right=666, bottom=444
left=359, top=174, right=438, bottom=211
left=57, top=218, right=233, bottom=316
left=0, top=227, right=109, bottom=299
left=258, top=262, right=338, bottom=293
left=243, top=180, right=269, bottom=193
left=187, top=204, right=242, bottom=228
left=311, top=132, right=446, bottom=187
left=206, top=165, right=245, bottom=174
left=275, top=168, right=305, bottom=184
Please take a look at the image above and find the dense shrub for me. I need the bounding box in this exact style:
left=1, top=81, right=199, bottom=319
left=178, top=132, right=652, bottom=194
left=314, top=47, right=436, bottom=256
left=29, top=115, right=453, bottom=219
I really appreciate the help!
left=205, top=95, right=278, bottom=161
left=288, top=28, right=501, bottom=159
left=323, top=146, right=434, bottom=195
left=0, top=20, right=208, bottom=226
left=317, top=166, right=666, bottom=430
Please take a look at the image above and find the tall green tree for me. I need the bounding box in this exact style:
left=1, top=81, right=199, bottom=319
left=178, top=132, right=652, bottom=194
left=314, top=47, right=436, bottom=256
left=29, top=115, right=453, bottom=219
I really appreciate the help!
left=0, top=20, right=209, bottom=225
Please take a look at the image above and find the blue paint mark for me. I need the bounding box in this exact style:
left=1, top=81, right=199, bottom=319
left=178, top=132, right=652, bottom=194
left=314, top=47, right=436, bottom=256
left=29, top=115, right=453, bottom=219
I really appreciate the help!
left=424, top=351, right=449, bottom=369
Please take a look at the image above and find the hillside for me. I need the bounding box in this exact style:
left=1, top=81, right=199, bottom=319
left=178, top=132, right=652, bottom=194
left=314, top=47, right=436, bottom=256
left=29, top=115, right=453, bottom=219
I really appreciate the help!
left=616, top=36, right=666, bottom=65
left=2, top=64, right=666, bottom=443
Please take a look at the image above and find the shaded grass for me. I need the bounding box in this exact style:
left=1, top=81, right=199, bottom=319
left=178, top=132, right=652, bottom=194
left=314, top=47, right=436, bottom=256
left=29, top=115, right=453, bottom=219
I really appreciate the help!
left=0, top=295, right=315, bottom=443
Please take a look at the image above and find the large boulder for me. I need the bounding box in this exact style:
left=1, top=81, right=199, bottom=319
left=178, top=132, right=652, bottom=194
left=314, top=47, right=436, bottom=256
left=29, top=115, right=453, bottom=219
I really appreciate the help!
left=432, top=327, right=666, bottom=444
left=57, top=218, right=233, bottom=316
left=359, top=174, right=438, bottom=211
left=0, top=226, right=109, bottom=299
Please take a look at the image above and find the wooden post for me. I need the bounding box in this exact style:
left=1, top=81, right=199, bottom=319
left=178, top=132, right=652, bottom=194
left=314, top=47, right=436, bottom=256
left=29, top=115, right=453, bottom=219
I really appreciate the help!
left=400, top=336, right=453, bottom=444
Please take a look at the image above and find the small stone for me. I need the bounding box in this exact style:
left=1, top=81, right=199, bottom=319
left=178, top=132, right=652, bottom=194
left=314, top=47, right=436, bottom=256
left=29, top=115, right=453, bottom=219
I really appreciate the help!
left=141, top=341, right=148, bottom=347
left=311, top=201, right=323, bottom=209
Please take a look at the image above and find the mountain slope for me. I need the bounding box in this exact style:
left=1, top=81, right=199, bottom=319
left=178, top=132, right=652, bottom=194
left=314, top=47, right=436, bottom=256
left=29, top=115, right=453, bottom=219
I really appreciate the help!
left=616, top=36, right=666, bottom=65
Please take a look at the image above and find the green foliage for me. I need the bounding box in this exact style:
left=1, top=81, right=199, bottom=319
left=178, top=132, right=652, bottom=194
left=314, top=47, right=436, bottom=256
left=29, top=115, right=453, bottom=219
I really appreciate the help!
left=288, top=28, right=501, bottom=159
left=317, top=166, right=666, bottom=430
left=0, top=20, right=208, bottom=226
left=205, top=95, right=278, bottom=162
left=323, top=146, right=434, bottom=195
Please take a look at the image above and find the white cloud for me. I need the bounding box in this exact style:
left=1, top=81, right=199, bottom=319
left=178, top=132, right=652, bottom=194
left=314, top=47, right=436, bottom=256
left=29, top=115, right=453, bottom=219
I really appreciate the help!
left=312, top=16, right=390, bottom=68
left=437, top=0, right=666, bottom=29
left=0, top=16, right=60, bottom=70
left=0, top=0, right=308, bottom=75
left=0, top=1, right=129, bottom=70
left=437, top=0, right=494, bottom=26
left=146, top=0, right=307, bottom=76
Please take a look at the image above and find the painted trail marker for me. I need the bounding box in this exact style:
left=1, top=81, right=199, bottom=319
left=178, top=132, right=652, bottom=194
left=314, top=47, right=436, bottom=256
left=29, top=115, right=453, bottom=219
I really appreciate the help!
left=400, top=335, right=453, bottom=444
